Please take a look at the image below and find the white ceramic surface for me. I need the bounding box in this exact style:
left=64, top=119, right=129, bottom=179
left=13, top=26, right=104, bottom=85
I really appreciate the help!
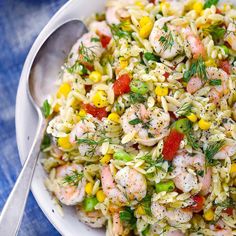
left=16, top=0, right=106, bottom=235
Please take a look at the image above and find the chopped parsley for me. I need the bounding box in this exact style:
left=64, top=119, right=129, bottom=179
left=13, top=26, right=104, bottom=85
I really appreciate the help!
left=40, top=134, right=51, bottom=151
left=183, top=57, right=208, bottom=82
left=204, top=0, right=219, bottom=9
left=119, top=207, right=137, bottom=229
left=63, top=170, right=83, bottom=186
left=204, top=140, right=224, bottom=166
left=42, top=99, right=51, bottom=118
left=209, top=79, right=222, bottom=86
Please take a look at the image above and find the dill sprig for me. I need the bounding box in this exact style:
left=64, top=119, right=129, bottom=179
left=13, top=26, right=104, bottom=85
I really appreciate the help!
left=215, top=198, right=236, bottom=208
left=129, top=92, right=146, bottom=104
left=159, top=26, right=174, bottom=51
left=203, top=24, right=226, bottom=41
left=110, top=23, right=132, bottom=39
left=140, top=154, right=165, bottom=171
left=183, top=57, right=208, bottom=82
left=175, top=103, right=192, bottom=117
left=63, top=170, right=83, bottom=186
left=204, top=140, right=224, bottom=166
left=78, top=42, right=97, bottom=63
left=67, top=61, right=88, bottom=75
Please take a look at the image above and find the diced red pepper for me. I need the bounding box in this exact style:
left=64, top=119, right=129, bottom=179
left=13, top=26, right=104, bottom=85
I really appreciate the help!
left=219, top=60, right=231, bottom=75
left=216, top=8, right=223, bottom=14
left=82, top=103, right=108, bottom=120
left=100, top=34, right=111, bottom=48
left=162, top=129, right=184, bottom=161
left=149, top=0, right=156, bottom=3
left=164, top=72, right=170, bottom=79
left=223, top=207, right=234, bottom=216
left=189, top=195, right=205, bottom=213
left=113, top=74, right=131, bottom=96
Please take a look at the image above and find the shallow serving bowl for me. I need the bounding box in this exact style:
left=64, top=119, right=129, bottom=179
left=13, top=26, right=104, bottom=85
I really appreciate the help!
left=16, top=0, right=106, bottom=235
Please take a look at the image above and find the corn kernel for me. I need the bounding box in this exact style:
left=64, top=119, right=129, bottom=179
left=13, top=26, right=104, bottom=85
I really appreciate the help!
left=198, top=119, right=211, bottom=130
left=187, top=113, right=198, bottom=123
left=96, top=190, right=106, bottom=202
left=92, top=90, right=109, bottom=108
left=139, top=16, right=153, bottom=39
left=205, top=59, right=217, bottom=67
left=135, top=1, right=144, bottom=8
left=155, top=85, right=169, bottom=96
left=57, top=83, right=71, bottom=98
left=136, top=206, right=145, bottom=215
left=108, top=113, right=120, bottom=123
left=204, top=209, right=214, bottom=221
left=79, top=109, right=87, bottom=117
left=54, top=103, right=60, bottom=113
left=100, top=154, right=112, bottom=164
left=89, top=71, right=102, bottom=83
left=193, top=2, right=203, bottom=14
left=230, top=163, right=236, bottom=173
left=119, top=57, right=128, bottom=69
left=85, top=182, right=93, bottom=195
left=58, top=136, right=73, bottom=149
left=121, top=20, right=132, bottom=31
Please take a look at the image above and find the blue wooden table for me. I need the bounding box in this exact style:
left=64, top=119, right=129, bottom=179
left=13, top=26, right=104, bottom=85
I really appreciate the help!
left=0, top=0, right=67, bottom=235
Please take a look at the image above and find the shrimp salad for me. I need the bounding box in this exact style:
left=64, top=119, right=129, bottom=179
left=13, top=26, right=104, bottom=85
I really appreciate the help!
left=42, top=0, right=236, bottom=235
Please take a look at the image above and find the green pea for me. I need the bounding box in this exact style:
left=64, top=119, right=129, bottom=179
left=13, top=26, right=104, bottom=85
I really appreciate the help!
left=173, top=118, right=192, bottom=134
left=114, top=150, right=133, bottom=162
left=220, top=45, right=229, bottom=55
left=155, top=180, right=175, bottom=193
left=130, top=80, right=149, bottom=95
left=83, top=197, right=98, bottom=212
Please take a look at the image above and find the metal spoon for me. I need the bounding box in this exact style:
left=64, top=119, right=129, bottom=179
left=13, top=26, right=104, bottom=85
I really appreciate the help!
left=0, top=20, right=88, bottom=236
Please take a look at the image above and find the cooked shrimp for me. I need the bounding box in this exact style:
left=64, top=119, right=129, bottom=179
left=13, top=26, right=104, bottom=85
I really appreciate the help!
left=182, top=27, right=206, bottom=59
left=115, top=166, right=147, bottom=201
left=186, top=76, right=203, bottom=94
left=166, top=230, right=185, bottom=236
left=53, top=164, right=86, bottom=205
left=213, top=139, right=236, bottom=160
left=89, top=21, right=112, bottom=37
left=224, top=22, right=236, bottom=51
left=151, top=200, right=193, bottom=224
left=149, top=16, right=183, bottom=60
left=101, top=165, right=127, bottom=204
left=77, top=206, right=106, bottom=228
left=112, top=212, right=124, bottom=236
left=69, top=32, right=104, bottom=66
left=172, top=151, right=211, bottom=195
left=210, top=220, right=233, bottom=236
left=121, top=104, right=170, bottom=146
left=207, top=67, right=229, bottom=104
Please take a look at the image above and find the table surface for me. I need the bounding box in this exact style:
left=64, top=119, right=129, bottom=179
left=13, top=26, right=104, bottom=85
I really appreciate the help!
left=0, top=0, right=67, bottom=235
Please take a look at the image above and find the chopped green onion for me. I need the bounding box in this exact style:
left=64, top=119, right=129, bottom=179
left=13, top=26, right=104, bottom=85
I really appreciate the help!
left=114, top=150, right=133, bottom=162
left=155, top=180, right=175, bottom=193
left=130, top=80, right=149, bottom=95
left=173, top=118, right=192, bottom=134
left=83, top=197, right=98, bottom=212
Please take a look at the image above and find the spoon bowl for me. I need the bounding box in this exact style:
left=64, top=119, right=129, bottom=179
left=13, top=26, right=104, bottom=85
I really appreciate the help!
left=0, top=19, right=88, bottom=236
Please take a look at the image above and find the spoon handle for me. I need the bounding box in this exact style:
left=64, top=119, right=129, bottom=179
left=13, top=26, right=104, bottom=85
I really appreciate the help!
left=0, top=118, right=47, bottom=236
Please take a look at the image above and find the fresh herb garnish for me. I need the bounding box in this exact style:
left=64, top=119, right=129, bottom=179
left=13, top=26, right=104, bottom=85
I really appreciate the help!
left=163, top=23, right=168, bottom=32
left=196, top=170, right=204, bottom=177
left=140, top=154, right=165, bottom=171
left=110, top=23, right=131, bottom=39
left=129, top=92, right=146, bottom=104
left=203, top=24, right=226, bottom=41
left=142, top=225, right=150, bottom=236
left=41, top=134, right=51, bottom=151
left=67, top=61, right=88, bottom=75
left=120, top=207, right=137, bottom=229
left=79, top=42, right=97, bottom=63
left=186, top=132, right=199, bottom=150
left=183, top=57, right=208, bottom=82
left=209, top=79, right=222, bottom=86
left=140, top=195, right=152, bottom=215
left=204, top=140, right=224, bottom=166
left=204, top=0, right=219, bottom=9
left=77, top=138, right=99, bottom=145
left=91, top=37, right=100, bottom=42
left=42, top=99, right=51, bottom=118
left=215, top=198, right=236, bottom=208
left=176, top=103, right=192, bottom=117
left=63, top=170, right=83, bottom=186
left=159, top=30, right=174, bottom=51
left=144, top=52, right=160, bottom=62
left=129, top=118, right=143, bottom=125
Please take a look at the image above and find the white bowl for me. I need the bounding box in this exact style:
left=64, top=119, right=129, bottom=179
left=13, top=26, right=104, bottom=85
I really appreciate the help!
left=16, top=0, right=106, bottom=235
